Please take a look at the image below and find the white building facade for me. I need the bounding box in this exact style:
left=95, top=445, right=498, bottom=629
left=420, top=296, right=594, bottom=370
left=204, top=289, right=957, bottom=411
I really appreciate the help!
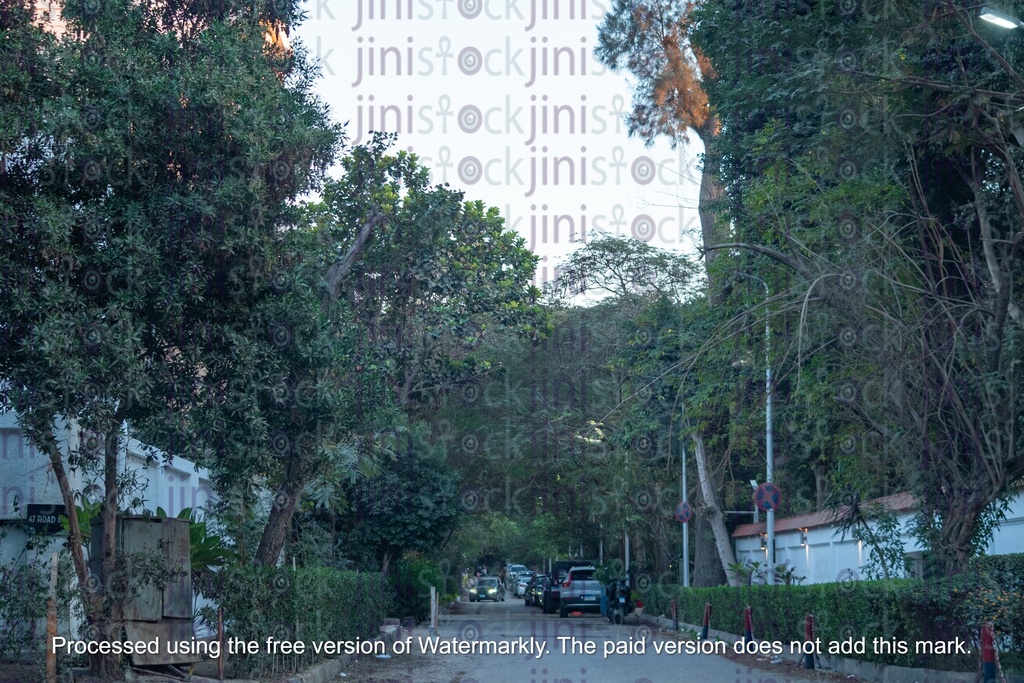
left=733, top=491, right=1024, bottom=583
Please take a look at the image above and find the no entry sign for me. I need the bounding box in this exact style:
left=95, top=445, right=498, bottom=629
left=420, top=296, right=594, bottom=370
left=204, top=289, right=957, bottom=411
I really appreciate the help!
left=754, top=482, right=782, bottom=512
left=675, top=501, right=693, bottom=523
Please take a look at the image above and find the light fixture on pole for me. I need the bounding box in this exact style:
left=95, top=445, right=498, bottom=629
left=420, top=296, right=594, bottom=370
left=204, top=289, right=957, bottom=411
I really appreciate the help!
left=980, top=6, right=1024, bottom=28
left=735, top=272, right=774, bottom=584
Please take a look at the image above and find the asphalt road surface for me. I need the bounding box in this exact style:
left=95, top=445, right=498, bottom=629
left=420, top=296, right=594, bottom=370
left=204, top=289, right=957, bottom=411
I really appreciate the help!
left=339, top=597, right=851, bottom=683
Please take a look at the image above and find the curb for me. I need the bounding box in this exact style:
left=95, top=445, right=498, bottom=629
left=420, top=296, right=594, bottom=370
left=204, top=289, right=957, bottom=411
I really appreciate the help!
left=115, top=625, right=401, bottom=683
left=639, top=614, right=1024, bottom=683
left=266, top=625, right=402, bottom=683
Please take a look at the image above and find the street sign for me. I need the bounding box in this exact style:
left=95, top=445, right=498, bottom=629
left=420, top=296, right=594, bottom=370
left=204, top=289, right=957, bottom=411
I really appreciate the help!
left=674, top=501, right=693, bottom=524
left=754, top=483, right=782, bottom=512
left=26, top=503, right=66, bottom=534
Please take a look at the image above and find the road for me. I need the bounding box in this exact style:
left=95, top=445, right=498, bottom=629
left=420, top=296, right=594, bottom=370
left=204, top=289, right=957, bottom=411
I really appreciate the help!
left=338, top=595, right=848, bottom=683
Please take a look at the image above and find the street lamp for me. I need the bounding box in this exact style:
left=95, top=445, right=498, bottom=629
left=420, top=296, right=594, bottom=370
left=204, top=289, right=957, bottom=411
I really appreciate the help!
left=735, top=272, right=775, bottom=584
left=980, top=6, right=1024, bottom=28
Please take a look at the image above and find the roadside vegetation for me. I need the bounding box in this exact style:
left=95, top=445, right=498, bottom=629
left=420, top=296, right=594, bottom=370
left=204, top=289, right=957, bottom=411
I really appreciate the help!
left=1, top=0, right=1023, bottom=678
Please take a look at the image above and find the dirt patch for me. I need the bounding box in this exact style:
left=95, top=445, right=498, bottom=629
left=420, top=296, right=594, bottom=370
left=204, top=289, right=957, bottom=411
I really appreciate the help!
left=0, top=662, right=45, bottom=683
left=328, top=652, right=463, bottom=683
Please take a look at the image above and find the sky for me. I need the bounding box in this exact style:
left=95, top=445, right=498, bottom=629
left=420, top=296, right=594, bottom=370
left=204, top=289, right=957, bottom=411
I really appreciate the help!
left=292, top=0, right=704, bottom=288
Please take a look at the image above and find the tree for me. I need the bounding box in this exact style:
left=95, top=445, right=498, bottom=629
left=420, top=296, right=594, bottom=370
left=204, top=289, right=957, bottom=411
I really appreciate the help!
left=596, top=0, right=726, bottom=285
left=690, top=0, right=1024, bottom=574
left=0, top=0, right=337, bottom=674
left=339, top=425, right=460, bottom=574
left=214, top=135, right=552, bottom=573
left=307, top=136, right=548, bottom=415
left=542, top=236, right=749, bottom=582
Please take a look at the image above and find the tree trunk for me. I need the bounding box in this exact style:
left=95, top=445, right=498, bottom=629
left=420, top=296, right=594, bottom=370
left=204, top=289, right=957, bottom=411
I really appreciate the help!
left=255, top=456, right=304, bottom=566
left=933, top=489, right=989, bottom=577
left=33, top=424, right=119, bottom=677
left=692, top=122, right=733, bottom=587
left=93, top=425, right=123, bottom=678
left=691, top=432, right=738, bottom=585
left=696, top=124, right=726, bottom=300
left=691, top=504, right=726, bottom=587
left=814, top=462, right=829, bottom=511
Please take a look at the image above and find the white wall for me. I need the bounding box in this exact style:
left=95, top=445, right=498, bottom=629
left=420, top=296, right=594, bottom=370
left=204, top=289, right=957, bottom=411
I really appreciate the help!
left=734, top=491, right=1024, bottom=584
left=0, top=413, right=219, bottom=640
left=122, top=437, right=216, bottom=519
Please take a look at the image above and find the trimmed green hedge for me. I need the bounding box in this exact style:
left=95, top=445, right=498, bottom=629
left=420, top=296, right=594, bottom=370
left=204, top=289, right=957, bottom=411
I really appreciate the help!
left=638, top=554, right=1023, bottom=672
left=390, top=556, right=445, bottom=623
left=215, top=565, right=392, bottom=677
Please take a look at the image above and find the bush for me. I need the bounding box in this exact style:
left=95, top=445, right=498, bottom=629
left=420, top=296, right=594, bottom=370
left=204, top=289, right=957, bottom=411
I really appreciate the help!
left=639, top=554, right=1024, bottom=672
left=390, top=556, right=444, bottom=623
left=214, top=565, right=391, bottom=677
left=0, top=562, right=47, bottom=661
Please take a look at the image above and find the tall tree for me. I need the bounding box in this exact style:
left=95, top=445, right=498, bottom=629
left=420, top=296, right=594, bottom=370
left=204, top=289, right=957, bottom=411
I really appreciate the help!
left=240, top=136, right=547, bottom=567
left=0, top=0, right=337, bottom=674
left=307, top=136, right=547, bottom=418
left=690, top=0, right=1024, bottom=574
left=596, top=0, right=725, bottom=284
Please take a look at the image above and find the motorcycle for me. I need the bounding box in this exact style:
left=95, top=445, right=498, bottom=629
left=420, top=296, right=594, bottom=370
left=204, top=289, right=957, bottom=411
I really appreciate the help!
left=603, top=578, right=642, bottom=625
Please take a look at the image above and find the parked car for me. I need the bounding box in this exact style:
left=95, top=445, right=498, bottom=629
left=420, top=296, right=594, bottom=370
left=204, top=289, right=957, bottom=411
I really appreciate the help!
left=469, top=576, right=505, bottom=602
left=507, top=564, right=528, bottom=586
left=526, top=574, right=548, bottom=607
left=515, top=571, right=536, bottom=597
left=557, top=566, right=602, bottom=617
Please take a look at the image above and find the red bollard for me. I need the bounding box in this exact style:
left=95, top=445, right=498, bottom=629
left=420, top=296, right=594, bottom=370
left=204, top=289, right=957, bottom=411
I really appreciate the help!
left=743, top=606, right=753, bottom=644
left=981, top=622, right=997, bottom=683
left=804, top=614, right=815, bottom=669
left=700, top=602, right=711, bottom=640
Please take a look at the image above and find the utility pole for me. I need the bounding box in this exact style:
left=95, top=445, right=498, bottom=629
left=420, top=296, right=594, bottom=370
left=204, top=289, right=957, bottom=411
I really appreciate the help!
left=736, top=272, right=774, bottom=584
left=681, top=437, right=689, bottom=587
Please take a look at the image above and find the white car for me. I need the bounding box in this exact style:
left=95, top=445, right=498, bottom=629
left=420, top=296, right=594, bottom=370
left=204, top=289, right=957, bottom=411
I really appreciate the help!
left=516, top=572, right=536, bottom=597
left=507, top=564, right=528, bottom=586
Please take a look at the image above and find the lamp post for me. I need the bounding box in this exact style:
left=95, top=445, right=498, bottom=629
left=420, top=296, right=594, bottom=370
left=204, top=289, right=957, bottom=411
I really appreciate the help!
left=735, top=272, right=774, bottom=584
left=681, top=437, right=689, bottom=587
left=980, top=6, right=1024, bottom=28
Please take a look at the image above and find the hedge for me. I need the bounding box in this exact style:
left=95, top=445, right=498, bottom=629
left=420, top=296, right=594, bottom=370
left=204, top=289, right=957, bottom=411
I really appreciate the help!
left=390, top=556, right=446, bottom=623
left=214, top=565, right=392, bottom=677
left=637, top=554, right=1024, bottom=672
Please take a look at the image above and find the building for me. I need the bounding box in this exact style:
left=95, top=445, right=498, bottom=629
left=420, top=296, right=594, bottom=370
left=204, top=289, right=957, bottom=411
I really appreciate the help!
left=732, top=490, right=1024, bottom=583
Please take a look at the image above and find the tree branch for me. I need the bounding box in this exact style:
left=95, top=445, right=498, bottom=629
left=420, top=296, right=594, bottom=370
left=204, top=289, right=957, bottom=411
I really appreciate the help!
left=701, top=242, right=810, bottom=278
left=323, top=211, right=388, bottom=305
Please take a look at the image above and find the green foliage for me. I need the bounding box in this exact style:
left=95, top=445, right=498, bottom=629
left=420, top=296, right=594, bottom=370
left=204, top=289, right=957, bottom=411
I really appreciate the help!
left=849, top=510, right=908, bottom=581
left=0, top=561, right=46, bottom=661
left=212, top=565, right=391, bottom=677
left=337, top=424, right=460, bottom=572
left=0, top=1, right=339, bottom=670
left=306, top=134, right=547, bottom=414
left=774, top=562, right=806, bottom=587
left=646, top=555, right=1024, bottom=669
left=58, top=499, right=104, bottom=546
left=726, top=560, right=767, bottom=587
left=389, top=555, right=445, bottom=623
left=153, top=507, right=235, bottom=581
left=688, top=0, right=1024, bottom=575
